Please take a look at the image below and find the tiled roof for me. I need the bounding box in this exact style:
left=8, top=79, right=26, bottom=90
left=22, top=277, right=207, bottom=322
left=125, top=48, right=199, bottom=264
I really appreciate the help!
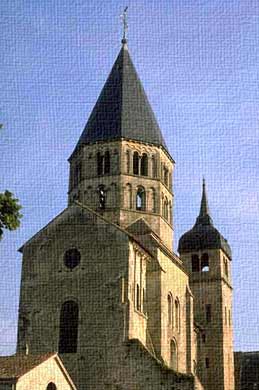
left=73, top=42, right=168, bottom=154
left=0, top=353, right=55, bottom=379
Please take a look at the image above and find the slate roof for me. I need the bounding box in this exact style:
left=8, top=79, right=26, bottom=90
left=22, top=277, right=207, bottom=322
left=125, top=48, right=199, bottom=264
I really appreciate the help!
left=0, top=353, right=55, bottom=379
left=74, top=41, right=168, bottom=153
left=178, top=180, right=232, bottom=258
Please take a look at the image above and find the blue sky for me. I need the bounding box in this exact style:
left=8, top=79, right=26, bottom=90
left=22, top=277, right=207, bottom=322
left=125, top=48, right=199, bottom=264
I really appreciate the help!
left=1, top=0, right=259, bottom=354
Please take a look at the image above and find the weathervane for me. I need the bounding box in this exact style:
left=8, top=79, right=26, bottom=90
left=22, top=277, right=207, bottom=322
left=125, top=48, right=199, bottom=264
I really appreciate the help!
left=120, top=6, right=128, bottom=43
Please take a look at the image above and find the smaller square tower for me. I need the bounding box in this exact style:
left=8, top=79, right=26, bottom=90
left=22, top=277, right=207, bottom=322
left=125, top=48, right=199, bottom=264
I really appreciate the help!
left=178, top=180, right=235, bottom=390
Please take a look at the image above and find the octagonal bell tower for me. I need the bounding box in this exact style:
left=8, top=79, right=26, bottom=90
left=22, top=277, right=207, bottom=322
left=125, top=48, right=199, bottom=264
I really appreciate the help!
left=68, top=39, right=175, bottom=250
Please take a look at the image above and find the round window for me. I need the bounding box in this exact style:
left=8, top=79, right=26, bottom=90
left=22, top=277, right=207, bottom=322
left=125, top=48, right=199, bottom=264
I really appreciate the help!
left=64, top=248, right=81, bottom=270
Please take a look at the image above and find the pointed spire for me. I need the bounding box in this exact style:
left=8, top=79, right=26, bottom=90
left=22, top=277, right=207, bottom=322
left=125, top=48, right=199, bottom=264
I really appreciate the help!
left=73, top=29, right=168, bottom=155
left=178, top=178, right=232, bottom=258
left=199, top=178, right=210, bottom=217
left=196, top=178, right=213, bottom=226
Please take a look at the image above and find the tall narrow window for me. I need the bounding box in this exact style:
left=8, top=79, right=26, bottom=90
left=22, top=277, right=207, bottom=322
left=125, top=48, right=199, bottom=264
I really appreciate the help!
left=97, top=152, right=104, bottom=176
left=168, top=294, right=173, bottom=326
left=164, top=167, right=169, bottom=186
left=136, top=284, right=141, bottom=311
left=205, top=304, right=212, bottom=323
left=161, top=194, right=165, bottom=217
left=126, top=150, right=130, bottom=173
left=59, top=300, right=79, bottom=353
left=151, top=156, right=157, bottom=178
left=175, top=298, right=180, bottom=332
left=192, top=255, right=200, bottom=272
left=74, top=162, right=82, bottom=187
left=170, top=339, right=178, bottom=371
left=169, top=172, right=172, bottom=188
left=224, top=258, right=229, bottom=277
left=136, top=187, right=146, bottom=211
left=169, top=201, right=172, bottom=224
left=140, top=153, right=148, bottom=176
left=205, top=357, right=210, bottom=368
left=150, top=188, right=156, bottom=213
left=143, top=288, right=147, bottom=314
left=201, top=253, right=209, bottom=272
left=104, top=151, right=110, bottom=174
left=228, top=309, right=231, bottom=326
left=133, top=152, right=139, bottom=175
left=98, top=185, right=106, bottom=210
left=164, top=197, right=169, bottom=220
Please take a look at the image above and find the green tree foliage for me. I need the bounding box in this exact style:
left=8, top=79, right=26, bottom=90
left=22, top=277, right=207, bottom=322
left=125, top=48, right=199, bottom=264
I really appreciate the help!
left=0, top=190, right=22, bottom=240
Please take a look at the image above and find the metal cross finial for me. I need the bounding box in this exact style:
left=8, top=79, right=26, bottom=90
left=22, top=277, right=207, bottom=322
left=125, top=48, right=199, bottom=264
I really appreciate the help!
left=120, top=6, right=128, bottom=43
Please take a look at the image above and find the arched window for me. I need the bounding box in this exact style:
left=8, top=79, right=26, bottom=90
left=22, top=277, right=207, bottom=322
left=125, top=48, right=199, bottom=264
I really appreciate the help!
left=98, top=185, right=106, bottom=210
left=140, top=153, right=148, bottom=176
left=97, top=152, right=104, bottom=176
left=46, top=383, right=57, bottom=390
left=59, top=300, right=79, bottom=353
left=64, top=248, right=81, bottom=270
left=104, top=151, right=110, bottom=174
left=167, top=294, right=173, bottom=326
left=151, top=155, right=157, bottom=178
left=175, top=298, right=180, bottom=332
left=170, top=339, right=178, bottom=371
left=201, top=253, right=209, bottom=272
left=191, top=255, right=200, bottom=272
left=136, top=187, right=146, bottom=211
left=133, top=152, right=139, bottom=175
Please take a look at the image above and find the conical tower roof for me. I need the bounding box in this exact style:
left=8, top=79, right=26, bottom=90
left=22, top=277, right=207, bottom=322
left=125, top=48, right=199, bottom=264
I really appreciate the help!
left=74, top=41, right=168, bottom=153
left=178, top=180, right=231, bottom=258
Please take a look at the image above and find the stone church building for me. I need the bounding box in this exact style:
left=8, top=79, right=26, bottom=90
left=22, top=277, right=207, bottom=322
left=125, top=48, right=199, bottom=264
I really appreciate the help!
left=16, top=37, right=235, bottom=389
